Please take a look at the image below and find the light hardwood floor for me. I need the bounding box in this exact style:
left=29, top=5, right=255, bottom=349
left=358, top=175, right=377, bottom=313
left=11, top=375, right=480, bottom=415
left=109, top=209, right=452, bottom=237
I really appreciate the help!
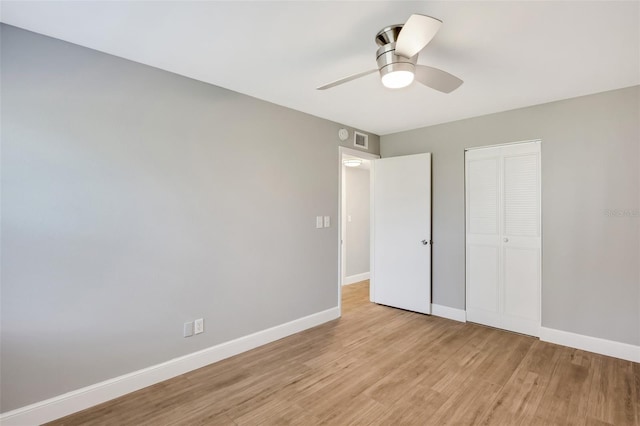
left=49, top=281, right=639, bottom=425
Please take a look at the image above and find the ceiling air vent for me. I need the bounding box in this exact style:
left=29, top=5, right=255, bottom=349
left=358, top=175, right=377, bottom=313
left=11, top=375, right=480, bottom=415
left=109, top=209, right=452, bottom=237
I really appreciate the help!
left=354, top=131, right=368, bottom=149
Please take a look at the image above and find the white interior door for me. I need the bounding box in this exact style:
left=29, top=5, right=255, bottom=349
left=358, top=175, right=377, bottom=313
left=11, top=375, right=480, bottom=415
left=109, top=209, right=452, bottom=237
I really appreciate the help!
left=466, top=141, right=541, bottom=336
left=371, top=153, right=431, bottom=314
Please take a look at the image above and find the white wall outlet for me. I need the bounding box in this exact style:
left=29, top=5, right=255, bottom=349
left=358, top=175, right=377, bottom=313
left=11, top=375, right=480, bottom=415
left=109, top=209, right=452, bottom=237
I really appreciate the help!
left=183, top=321, right=194, bottom=338
left=194, top=318, right=204, bottom=334
left=348, top=215, right=352, bottom=222
left=316, top=216, right=323, bottom=228
left=324, top=216, right=330, bottom=227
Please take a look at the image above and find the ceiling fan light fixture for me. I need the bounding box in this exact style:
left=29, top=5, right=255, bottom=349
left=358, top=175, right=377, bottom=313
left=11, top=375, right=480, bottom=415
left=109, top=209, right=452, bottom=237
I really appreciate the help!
left=379, top=61, right=415, bottom=89
left=381, top=70, right=414, bottom=89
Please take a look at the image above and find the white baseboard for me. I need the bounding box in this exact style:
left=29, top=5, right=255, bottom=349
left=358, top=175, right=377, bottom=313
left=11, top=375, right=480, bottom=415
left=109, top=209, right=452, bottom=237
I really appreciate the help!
left=0, top=307, right=341, bottom=426
left=540, top=327, right=640, bottom=363
left=343, top=272, right=370, bottom=285
left=431, top=304, right=467, bottom=323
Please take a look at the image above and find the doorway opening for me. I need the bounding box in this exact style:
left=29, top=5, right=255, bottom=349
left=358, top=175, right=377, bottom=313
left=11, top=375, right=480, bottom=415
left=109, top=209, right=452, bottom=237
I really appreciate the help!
left=338, top=147, right=379, bottom=314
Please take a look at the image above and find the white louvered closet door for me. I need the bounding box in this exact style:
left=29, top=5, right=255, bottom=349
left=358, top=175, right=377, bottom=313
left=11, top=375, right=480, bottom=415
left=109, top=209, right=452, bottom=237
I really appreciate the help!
left=465, top=141, right=541, bottom=337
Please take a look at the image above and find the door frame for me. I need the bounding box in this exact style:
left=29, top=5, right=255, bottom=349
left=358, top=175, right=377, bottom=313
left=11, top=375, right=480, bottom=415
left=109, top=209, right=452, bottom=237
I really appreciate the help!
left=338, top=146, right=379, bottom=315
left=464, top=139, right=542, bottom=335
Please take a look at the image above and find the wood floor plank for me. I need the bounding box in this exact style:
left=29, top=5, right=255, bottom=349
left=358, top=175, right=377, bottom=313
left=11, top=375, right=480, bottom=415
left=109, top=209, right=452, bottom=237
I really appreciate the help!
left=233, top=400, right=320, bottom=426
left=430, top=376, right=503, bottom=425
left=47, top=281, right=639, bottom=426
left=586, top=355, right=638, bottom=425
left=477, top=340, right=562, bottom=425
left=376, top=383, right=449, bottom=425
left=532, top=346, right=596, bottom=425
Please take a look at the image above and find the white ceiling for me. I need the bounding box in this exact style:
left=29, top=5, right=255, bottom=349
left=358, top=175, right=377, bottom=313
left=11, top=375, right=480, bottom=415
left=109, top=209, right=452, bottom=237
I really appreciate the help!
left=1, top=1, right=638, bottom=135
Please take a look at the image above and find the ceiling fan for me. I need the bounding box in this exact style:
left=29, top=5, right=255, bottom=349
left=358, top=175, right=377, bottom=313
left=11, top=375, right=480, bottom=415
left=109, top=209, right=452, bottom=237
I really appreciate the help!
left=317, top=14, right=463, bottom=93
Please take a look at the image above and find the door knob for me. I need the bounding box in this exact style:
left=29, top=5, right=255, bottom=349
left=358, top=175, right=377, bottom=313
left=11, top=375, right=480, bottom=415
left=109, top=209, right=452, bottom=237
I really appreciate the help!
left=503, top=237, right=509, bottom=243
left=421, top=240, right=431, bottom=245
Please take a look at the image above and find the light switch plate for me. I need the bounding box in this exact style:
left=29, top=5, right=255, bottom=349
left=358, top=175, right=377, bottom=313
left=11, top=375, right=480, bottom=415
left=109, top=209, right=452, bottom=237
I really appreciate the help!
left=324, top=216, right=330, bottom=227
left=316, top=216, right=323, bottom=228
left=184, top=322, right=194, bottom=338
left=194, top=318, right=204, bottom=334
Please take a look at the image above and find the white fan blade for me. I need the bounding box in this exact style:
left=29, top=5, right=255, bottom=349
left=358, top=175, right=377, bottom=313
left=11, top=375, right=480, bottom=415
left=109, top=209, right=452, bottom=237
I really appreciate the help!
left=414, top=65, right=463, bottom=93
left=316, top=69, right=378, bottom=90
left=395, top=14, right=442, bottom=59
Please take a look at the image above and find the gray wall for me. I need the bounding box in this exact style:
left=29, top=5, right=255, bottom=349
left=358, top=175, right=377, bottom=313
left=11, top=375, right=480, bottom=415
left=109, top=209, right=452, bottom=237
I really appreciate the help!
left=0, top=24, right=380, bottom=412
left=382, top=86, right=640, bottom=346
left=344, top=166, right=370, bottom=278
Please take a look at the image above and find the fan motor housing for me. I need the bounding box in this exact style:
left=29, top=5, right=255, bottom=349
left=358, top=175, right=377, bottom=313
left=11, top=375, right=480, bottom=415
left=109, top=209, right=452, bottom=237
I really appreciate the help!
left=376, top=42, right=417, bottom=78
left=375, top=25, right=418, bottom=79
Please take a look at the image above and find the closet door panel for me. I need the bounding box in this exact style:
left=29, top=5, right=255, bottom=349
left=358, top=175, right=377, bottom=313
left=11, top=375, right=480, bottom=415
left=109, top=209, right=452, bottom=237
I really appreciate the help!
left=503, top=152, right=540, bottom=238
left=465, top=151, right=501, bottom=326
left=501, top=147, right=541, bottom=335
left=467, top=157, right=499, bottom=235
left=503, top=246, right=540, bottom=328
left=467, top=245, right=500, bottom=327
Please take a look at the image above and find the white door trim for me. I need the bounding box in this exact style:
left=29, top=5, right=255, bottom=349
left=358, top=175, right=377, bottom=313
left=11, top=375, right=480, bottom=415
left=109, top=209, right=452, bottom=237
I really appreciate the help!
left=338, top=147, right=379, bottom=314
left=465, top=138, right=543, bottom=152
